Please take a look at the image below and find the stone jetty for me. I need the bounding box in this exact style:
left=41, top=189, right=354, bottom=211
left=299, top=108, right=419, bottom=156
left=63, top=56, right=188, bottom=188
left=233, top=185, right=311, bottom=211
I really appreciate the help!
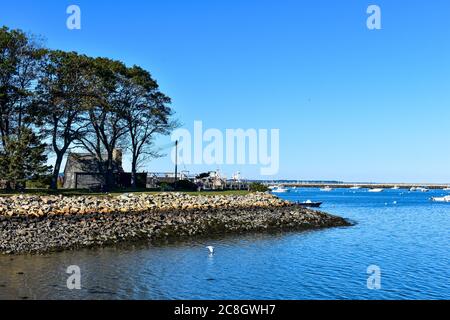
left=0, top=193, right=351, bottom=254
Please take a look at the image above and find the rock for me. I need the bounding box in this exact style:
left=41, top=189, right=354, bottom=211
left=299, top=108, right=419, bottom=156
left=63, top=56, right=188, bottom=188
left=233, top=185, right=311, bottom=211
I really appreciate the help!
left=0, top=192, right=351, bottom=254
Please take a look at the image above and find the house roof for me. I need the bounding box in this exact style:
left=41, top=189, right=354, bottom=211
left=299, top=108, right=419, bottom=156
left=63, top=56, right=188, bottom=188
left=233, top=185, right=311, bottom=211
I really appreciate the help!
left=64, top=152, right=123, bottom=175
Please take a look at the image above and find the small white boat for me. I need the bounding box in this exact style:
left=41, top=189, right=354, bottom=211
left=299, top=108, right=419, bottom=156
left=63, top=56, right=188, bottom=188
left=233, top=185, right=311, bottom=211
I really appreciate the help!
left=298, top=200, right=322, bottom=208
left=417, top=187, right=429, bottom=192
left=410, top=187, right=417, bottom=192
left=350, top=186, right=361, bottom=190
left=431, top=196, right=450, bottom=202
left=271, top=186, right=289, bottom=193
left=443, top=187, right=450, bottom=191
left=320, top=186, right=333, bottom=192
left=391, top=186, right=400, bottom=190
left=368, top=188, right=383, bottom=193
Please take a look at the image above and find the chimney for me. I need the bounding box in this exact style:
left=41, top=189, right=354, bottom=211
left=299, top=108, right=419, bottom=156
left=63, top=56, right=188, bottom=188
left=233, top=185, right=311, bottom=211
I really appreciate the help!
left=112, top=149, right=122, bottom=166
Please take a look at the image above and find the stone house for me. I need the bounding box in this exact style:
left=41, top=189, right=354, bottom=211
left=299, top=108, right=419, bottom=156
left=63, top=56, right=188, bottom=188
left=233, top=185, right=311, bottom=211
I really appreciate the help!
left=62, top=149, right=124, bottom=189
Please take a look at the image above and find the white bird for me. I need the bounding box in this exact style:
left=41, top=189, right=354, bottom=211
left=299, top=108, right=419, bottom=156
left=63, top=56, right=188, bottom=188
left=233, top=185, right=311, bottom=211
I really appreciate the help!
left=206, top=246, right=215, bottom=255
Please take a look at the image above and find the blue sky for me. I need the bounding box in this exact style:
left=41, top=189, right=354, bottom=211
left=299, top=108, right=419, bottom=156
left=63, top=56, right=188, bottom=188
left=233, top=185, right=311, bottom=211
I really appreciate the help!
left=1, top=0, right=450, bottom=182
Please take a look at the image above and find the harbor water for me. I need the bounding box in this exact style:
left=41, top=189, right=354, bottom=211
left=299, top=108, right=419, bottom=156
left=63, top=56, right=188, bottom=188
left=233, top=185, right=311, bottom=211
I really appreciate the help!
left=0, top=188, right=449, bottom=300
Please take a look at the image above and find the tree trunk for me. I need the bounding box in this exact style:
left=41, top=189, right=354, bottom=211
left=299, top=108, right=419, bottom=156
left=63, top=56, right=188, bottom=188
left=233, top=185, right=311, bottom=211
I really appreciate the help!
left=5, top=181, right=12, bottom=192
left=50, top=152, right=64, bottom=190
left=105, top=170, right=114, bottom=192
left=105, top=150, right=115, bottom=191
left=131, top=157, right=137, bottom=190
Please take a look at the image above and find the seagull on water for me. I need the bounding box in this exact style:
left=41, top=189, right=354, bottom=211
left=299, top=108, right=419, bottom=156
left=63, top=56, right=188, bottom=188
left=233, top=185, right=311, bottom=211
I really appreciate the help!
left=206, top=246, right=215, bottom=255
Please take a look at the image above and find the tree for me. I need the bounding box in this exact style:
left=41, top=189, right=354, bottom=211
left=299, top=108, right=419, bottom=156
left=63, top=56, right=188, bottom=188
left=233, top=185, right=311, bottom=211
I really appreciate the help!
left=34, top=50, right=92, bottom=189
left=120, top=66, right=176, bottom=189
left=76, top=57, right=130, bottom=191
left=0, top=128, right=51, bottom=189
left=249, top=182, right=269, bottom=192
left=0, top=26, right=49, bottom=190
left=1, top=26, right=176, bottom=191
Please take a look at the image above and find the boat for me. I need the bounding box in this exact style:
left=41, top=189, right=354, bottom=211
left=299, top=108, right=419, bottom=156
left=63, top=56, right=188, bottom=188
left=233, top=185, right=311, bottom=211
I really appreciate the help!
left=391, top=186, right=400, bottom=190
left=417, top=187, right=429, bottom=192
left=431, top=196, right=450, bottom=202
left=410, top=187, right=417, bottom=192
left=320, top=186, right=333, bottom=192
left=271, top=186, right=289, bottom=193
left=443, top=187, right=450, bottom=191
left=350, top=186, right=361, bottom=190
left=297, top=200, right=322, bottom=208
left=368, top=188, right=383, bottom=193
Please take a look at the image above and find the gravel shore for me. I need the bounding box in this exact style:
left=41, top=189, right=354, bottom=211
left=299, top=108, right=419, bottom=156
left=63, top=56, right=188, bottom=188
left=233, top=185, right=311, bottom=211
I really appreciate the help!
left=0, top=193, right=351, bottom=254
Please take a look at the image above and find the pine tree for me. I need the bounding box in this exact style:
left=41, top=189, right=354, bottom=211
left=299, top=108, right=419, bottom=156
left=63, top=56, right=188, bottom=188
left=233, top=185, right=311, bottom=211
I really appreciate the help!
left=0, top=27, right=51, bottom=190
left=0, top=128, right=51, bottom=189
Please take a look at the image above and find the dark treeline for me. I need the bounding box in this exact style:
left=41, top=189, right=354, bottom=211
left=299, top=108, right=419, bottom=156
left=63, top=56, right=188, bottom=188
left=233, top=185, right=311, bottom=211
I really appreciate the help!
left=0, top=26, right=177, bottom=191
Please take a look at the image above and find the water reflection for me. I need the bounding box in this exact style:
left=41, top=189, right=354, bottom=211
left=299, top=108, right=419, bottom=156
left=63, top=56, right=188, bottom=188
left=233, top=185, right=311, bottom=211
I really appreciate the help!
left=0, top=189, right=449, bottom=300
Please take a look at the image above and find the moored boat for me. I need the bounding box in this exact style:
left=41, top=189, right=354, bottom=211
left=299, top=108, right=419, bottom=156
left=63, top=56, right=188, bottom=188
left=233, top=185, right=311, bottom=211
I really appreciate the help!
left=271, top=186, right=289, bottom=193
left=298, top=200, right=322, bottom=208
left=368, top=188, right=383, bottom=193
left=410, top=187, right=429, bottom=192
left=431, top=196, right=450, bottom=202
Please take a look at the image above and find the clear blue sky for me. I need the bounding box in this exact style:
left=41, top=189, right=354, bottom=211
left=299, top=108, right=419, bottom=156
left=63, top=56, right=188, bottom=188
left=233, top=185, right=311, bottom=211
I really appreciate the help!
left=1, top=0, right=450, bottom=183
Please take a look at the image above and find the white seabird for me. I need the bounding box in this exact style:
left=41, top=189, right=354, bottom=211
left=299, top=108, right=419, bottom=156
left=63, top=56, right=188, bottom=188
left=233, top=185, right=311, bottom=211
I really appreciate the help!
left=206, top=246, right=215, bottom=255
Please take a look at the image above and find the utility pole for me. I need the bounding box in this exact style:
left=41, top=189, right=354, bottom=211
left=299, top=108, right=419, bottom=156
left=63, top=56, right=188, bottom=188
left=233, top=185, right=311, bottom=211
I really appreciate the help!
left=174, top=140, right=178, bottom=190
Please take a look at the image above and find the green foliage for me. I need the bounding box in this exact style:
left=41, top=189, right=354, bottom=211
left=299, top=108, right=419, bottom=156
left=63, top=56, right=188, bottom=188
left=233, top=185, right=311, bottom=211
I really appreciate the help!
left=173, top=179, right=198, bottom=191
left=0, top=26, right=51, bottom=190
left=26, top=175, right=52, bottom=189
left=0, top=128, right=51, bottom=189
left=159, top=182, right=174, bottom=192
left=249, top=182, right=269, bottom=192
left=1, top=26, right=176, bottom=191
left=34, top=50, right=94, bottom=189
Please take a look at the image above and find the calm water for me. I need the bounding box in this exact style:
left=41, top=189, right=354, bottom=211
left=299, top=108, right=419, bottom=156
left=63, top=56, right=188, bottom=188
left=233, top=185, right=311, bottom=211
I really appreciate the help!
left=0, top=189, right=449, bottom=300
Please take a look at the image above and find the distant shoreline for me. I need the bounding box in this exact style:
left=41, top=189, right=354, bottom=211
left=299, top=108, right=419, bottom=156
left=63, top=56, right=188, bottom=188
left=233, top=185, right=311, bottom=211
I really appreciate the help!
left=266, top=183, right=450, bottom=190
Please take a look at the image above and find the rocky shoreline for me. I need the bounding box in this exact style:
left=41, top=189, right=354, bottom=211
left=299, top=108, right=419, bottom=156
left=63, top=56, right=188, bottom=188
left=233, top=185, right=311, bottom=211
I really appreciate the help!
left=0, top=193, right=351, bottom=254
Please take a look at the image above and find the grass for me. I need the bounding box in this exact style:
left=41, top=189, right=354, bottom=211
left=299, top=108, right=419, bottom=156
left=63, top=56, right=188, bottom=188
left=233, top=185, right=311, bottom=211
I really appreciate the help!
left=0, top=188, right=250, bottom=197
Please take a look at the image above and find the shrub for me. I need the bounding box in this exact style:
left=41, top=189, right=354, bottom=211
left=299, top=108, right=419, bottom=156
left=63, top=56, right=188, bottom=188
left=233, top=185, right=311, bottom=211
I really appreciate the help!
left=159, top=182, right=174, bottom=192
left=26, top=175, right=52, bottom=189
left=249, top=182, right=269, bottom=192
left=173, top=179, right=198, bottom=191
